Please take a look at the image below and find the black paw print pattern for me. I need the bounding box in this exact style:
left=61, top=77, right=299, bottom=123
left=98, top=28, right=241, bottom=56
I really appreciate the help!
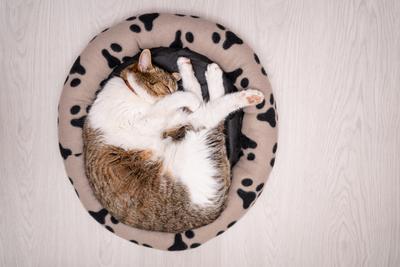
left=128, top=13, right=159, bottom=34
left=101, top=42, right=124, bottom=69
left=210, top=23, right=243, bottom=50
left=58, top=104, right=86, bottom=165
left=215, top=220, right=238, bottom=237
left=131, top=229, right=201, bottom=250
left=253, top=52, right=268, bottom=77
left=59, top=140, right=82, bottom=159
left=69, top=104, right=87, bottom=129
left=270, top=142, right=277, bottom=167
left=237, top=177, right=265, bottom=209
left=66, top=56, right=86, bottom=88
left=256, top=93, right=277, bottom=128
left=235, top=142, right=276, bottom=209
left=59, top=143, right=72, bottom=160
left=169, top=29, right=196, bottom=49
left=88, top=208, right=119, bottom=235
left=167, top=231, right=202, bottom=251
left=236, top=130, right=258, bottom=163
left=209, top=29, right=249, bottom=89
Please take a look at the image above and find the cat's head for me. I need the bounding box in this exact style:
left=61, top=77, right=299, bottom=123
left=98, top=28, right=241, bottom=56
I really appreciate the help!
left=120, top=49, right=181, bottom=99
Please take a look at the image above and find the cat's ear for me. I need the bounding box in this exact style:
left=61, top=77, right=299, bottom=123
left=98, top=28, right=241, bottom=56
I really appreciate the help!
left=172, top=72, right=181, bottom=81
left=138, top=49, right=153, bottom=72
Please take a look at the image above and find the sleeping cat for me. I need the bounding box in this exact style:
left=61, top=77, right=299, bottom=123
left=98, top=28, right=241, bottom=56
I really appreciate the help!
left=83, top=49, right=264, bottom=232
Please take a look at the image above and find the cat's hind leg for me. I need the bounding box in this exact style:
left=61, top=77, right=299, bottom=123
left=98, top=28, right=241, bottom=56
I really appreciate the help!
left=206, top=63, right=225, bottom=100
left=177, top=57, right=203, bottom=100
left=189, top=89, right=264, bottom=130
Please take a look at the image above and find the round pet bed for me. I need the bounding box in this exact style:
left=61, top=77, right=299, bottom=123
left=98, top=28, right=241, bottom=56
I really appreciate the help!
left=58, top=13, right=277, bottom=251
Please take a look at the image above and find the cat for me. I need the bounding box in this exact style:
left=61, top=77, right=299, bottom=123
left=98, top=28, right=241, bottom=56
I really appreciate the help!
left=83, top=49, right=264, bottom=232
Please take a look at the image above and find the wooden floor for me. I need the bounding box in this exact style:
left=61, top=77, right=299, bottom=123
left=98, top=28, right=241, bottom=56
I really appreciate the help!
left=1, top=0, right=400, bottom=266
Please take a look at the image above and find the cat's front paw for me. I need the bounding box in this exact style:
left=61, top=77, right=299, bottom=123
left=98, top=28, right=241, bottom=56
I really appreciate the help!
left=177, top=57, right=203, bottom=100
left=240, top=89, right=265, bottom=106
left=177, top=57, right=196, bottom=83
left=206, top=63, right=223, bottom=78
left=177, top=57, right=193, bottom=74
left=206, top=63, right=225, bottom=100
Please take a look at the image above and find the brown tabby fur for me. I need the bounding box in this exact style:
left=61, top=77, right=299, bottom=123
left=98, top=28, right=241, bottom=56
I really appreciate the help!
left=162, top=124, right=194, bottom=141
left=83, top=56, right=230, bottom=233
left=120, top=60, right=179, bottom=97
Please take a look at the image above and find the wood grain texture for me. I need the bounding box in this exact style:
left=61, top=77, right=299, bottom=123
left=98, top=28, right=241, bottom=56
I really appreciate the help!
left=0, top=0, right=399, bottom=266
